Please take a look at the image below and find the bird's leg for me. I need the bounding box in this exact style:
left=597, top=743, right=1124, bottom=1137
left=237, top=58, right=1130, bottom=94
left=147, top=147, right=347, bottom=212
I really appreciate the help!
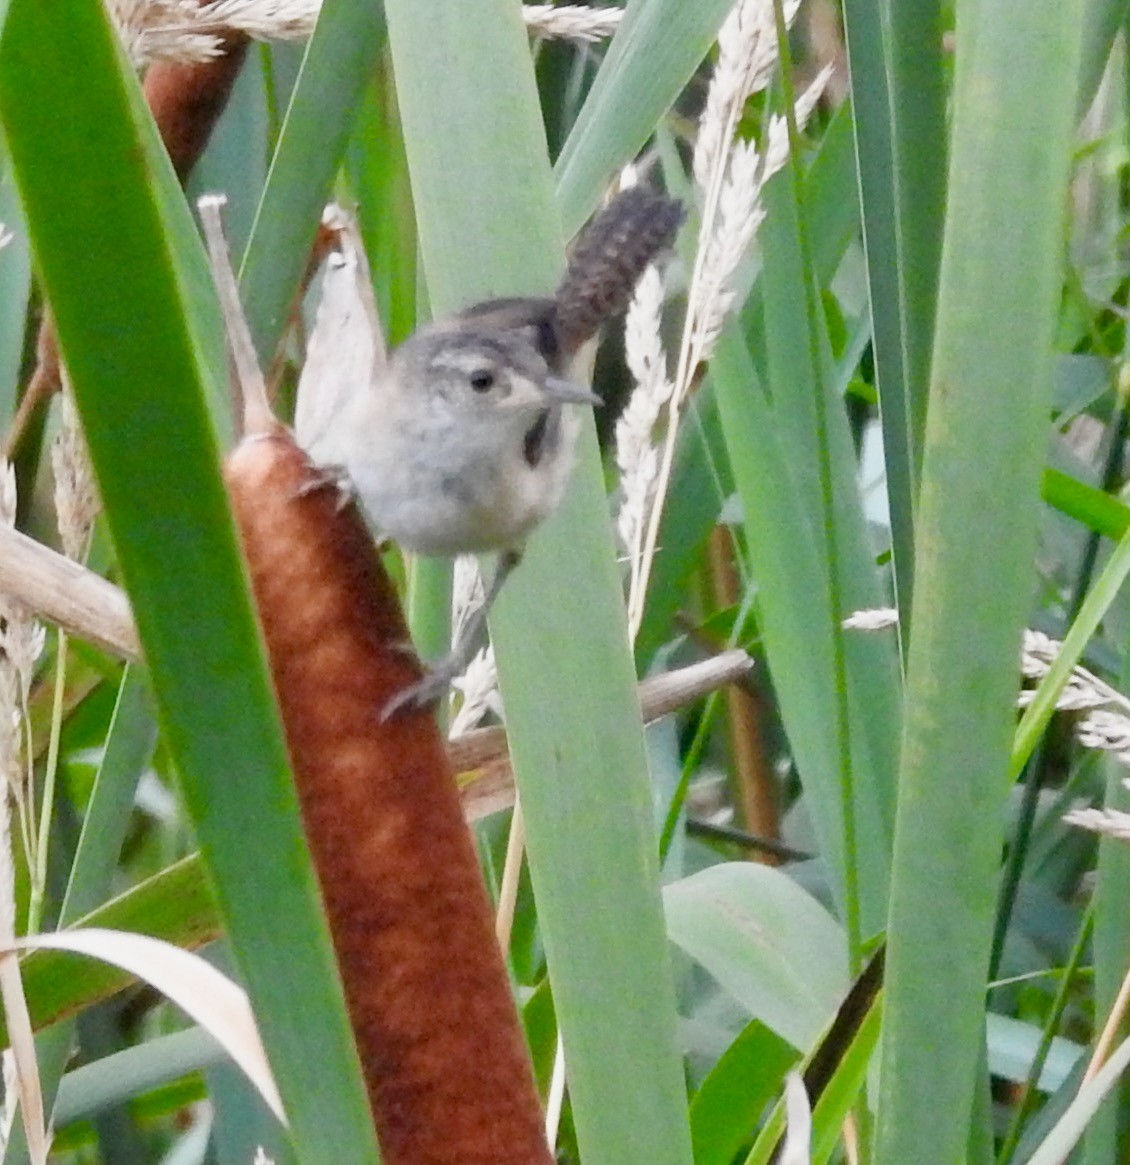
left=381, top=548, right=522, bottom=720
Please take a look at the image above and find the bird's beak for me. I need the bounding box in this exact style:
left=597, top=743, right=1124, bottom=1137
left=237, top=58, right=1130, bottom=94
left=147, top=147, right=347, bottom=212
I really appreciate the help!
left=542, top=376, right=602, bottom=406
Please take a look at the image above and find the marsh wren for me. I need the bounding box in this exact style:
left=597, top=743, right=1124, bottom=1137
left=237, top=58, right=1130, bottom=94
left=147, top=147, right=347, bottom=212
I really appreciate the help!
left=297, top=186, right=683, bottom=713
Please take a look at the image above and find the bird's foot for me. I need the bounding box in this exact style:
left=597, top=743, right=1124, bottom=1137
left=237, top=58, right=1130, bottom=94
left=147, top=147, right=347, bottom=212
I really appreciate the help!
left=381, top=650, right=464, bottom=721
left=295, top=462, right=354, bottom=511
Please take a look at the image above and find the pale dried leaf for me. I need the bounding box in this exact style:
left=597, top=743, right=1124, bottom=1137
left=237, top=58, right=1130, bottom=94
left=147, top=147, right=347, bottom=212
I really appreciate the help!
left=778, top=1072, right=812, bottom=1165
left=10, top=929, right=285, bottom=1122
left=295, top=211, right=385, bottom=462
left=0, top=795, right=46, bottom=1163
left=51, top=383, right=99, bottom=562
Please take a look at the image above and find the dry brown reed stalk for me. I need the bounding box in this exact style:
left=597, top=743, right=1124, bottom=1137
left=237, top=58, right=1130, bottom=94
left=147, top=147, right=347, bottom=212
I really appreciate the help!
left=705, top=527, right=778, bottom=859
left=1, top=319, right=59, bottom=463
left=204, top=198, right=553, bottom=1165
left=0, top=525, right=138, bottom=660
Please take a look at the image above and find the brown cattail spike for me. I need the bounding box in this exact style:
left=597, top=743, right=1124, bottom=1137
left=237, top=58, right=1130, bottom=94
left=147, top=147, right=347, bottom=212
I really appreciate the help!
left=552, top=185, right=685, bottom=355
left=142, top=39, right=250, bottom=182
left=225, top=433, right=554, bottom=1165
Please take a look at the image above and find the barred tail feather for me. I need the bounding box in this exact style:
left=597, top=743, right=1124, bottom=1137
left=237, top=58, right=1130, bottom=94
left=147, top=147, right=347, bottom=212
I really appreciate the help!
left=553, top=186, right=684, bottom=356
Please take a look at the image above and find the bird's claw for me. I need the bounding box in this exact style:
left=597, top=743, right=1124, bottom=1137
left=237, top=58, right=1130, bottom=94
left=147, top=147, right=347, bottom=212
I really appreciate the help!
left=296, top=462, right=354, bottom=511
left=380, top=657, right=461, bottom=721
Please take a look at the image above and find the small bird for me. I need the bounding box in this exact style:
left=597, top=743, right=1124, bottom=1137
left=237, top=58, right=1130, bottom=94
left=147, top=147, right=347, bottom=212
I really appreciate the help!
left=297, top=186, right=683, bottom=714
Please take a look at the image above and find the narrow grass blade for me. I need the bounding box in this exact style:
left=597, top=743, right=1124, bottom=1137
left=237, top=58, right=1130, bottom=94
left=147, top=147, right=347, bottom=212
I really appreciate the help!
left=1078, top=0, right=1130, bottom=114
left=757, top=157, right=899, bottom=935
left=60, top=668, right=156, bottom=925
left=1043, top=467, right=1130, bottom=539
left=240, top=0, right=387, bottom=362
left=841, top=0, right=947, bottom=635
left=711, top=324, right=895, bottom=935
left=554, top=0, right=732, bottom=233
left=344, top=57, right=418, bottom=348
left=0, top=144, right=28, bottom=424
left=54, top=1027, right=222, bottom=1129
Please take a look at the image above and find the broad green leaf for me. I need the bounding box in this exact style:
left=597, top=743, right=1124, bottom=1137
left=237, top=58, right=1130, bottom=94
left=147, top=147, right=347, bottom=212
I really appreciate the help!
left=665, top=864, right=847, bottom=1050
left=384, top=3, right=693, bottom=1162
left=0, top=3, right=379, bottom=1157
left=875, top=5, right=1087, bottom=1162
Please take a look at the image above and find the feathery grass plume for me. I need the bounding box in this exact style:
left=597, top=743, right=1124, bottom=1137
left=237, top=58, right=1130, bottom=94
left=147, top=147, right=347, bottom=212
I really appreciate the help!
left=1065, top=784, right=1130, bottom=841
left=30, top=376, right=100, bottom=930
left=853, top=619, right=1130, bottom=739
left=691, top=65, right=830, bottom=364
left=524, top=4, right=621, bottom=43
left=1019, top=629, right=1130, bottom=716
left=1075, top=710, right=1130, bottom=762
left=450, top=646, right=501, bottom=736
left=692, top=0, right=802, bottom=191
left=0, top=464, right=44, bottom=866
left=849, top=617, right=1130, bottom=763
left=111, top=0, right=618, bottom=64
left=109, top=0, right=313, bottom=63
left=51, top=376, right=99, bottom=563
left=616, top=260, right=671, bottom=614
left=621, top=0, right=828, bottom=628
left=0, top=465, right=47, bottom=1161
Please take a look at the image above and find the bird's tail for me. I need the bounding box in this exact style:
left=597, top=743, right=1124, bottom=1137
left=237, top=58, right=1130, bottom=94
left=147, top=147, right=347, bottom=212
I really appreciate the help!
left=552, top=185, right=684, bottom=357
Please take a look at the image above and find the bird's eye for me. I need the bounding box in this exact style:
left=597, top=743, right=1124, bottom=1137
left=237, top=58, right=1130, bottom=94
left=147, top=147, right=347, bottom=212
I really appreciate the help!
left=469, top=369, right=495, bottom=393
